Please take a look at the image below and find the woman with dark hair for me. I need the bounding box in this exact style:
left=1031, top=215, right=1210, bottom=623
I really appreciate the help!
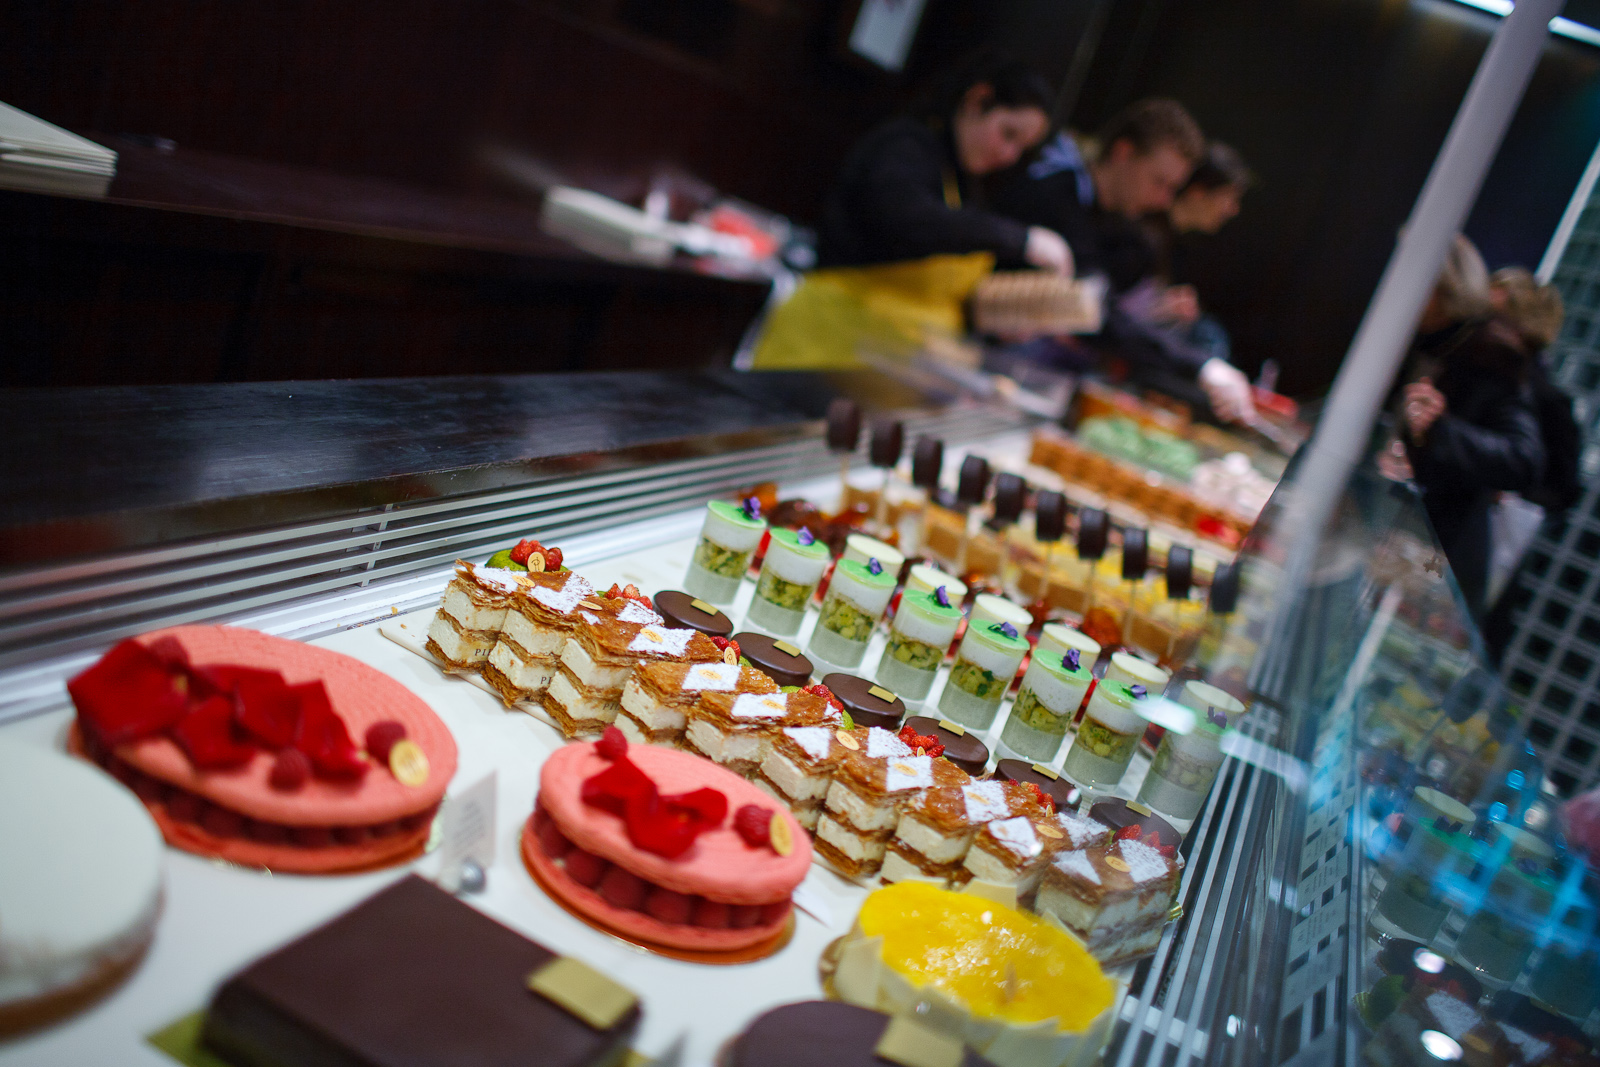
left=1399, top=236, right=1545, bottom=621
left=752, top=55, right=1068, bottom=368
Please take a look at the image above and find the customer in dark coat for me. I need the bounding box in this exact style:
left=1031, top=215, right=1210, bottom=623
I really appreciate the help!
left=1401, top=237, right=1545, bottom=621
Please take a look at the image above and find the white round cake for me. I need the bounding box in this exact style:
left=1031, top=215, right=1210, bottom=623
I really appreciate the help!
left=0, top=738, right=163, bottom=1034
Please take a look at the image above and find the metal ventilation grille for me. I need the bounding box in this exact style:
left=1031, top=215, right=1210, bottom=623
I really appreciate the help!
left=0, top=405, right=1027, bottom=704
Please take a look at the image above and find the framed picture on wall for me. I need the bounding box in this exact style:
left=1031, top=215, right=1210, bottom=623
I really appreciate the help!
left=848, top=0, right=928, bottom=72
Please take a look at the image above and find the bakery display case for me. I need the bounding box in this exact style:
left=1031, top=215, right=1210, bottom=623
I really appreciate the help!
left=0, top=367, right=1594, bottom=1067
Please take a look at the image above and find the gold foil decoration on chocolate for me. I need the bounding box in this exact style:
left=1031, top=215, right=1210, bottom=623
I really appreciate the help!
left=690, top=598, right=717, bottom=615
left=1127, top=800, right=1154, bottom=816
left=1030, top=763, right=1060, bottom=780
left=867, top=685, right=898, bottom=704
left=937, top=719, right=966, bottom=736
left=525, top=956, right=637, bottom=1030
left=773, top=639, right=802, bottom=657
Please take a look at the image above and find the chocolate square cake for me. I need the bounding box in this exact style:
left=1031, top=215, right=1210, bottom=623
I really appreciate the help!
left=201, top=876, right=640, bottom=1067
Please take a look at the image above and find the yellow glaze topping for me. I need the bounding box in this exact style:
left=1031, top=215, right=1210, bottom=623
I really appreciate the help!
left=857, top=882, right=1114, bottom=1032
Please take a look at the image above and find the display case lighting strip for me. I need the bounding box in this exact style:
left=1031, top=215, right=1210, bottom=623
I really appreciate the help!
left=1446, top=0, right=1600, bottom=46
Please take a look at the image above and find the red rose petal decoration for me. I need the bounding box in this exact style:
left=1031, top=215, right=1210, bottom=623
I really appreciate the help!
left=146, top=635, right=191, bottom=669
left=290, top=681, right=369, bottom=779
left=580, top=735, right=729, bottom=859
left=171, top=693, right=256, bottom=770
left=67, top=638, right=191, bottom=746
left=204, top=665, right=301, bottom=748
left=595, top=725, right=628, bottom=761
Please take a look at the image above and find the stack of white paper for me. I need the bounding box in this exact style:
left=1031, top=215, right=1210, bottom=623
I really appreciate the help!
left=0, top=101, right=116, bottom=199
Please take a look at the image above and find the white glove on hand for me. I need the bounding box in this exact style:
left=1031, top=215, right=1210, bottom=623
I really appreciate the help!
left=1024, top=227, right=1074, bottom=276
left=1198, top=358, right=1256, bottom=423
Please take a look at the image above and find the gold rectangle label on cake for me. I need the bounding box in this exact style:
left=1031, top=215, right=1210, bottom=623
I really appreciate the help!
left=1127, top=800, right=1153, bottom=815
left=1030, top=763, right=1059, bottom=780
left=690, top=598, right=717, bottom=615
left=874, top=1015, right=963, bottom=1067
left=526, top=957, right=637, bottom=1030
left=936, top=718, right=966, bottom=736
left=773, top=639, right=802, bottom=657
left=868, top=685, right=898, bottom=704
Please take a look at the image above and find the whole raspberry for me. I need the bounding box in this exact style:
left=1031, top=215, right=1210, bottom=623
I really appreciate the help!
left=542, top=547, right=563, bottom=571
left=364, top=721, right=407, bottom=762
left=563, top=848, right=608, bottom=887
left=595, top=726, right=628, bottom=760
left=269, top=749, right=311, bottom=792
left=509, top=538, right=541, bottom=565
left=733, top=804, right=772, bottom=848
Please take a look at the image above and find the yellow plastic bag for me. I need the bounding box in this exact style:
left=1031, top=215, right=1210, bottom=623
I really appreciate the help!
left=751, top=252, right=994, bottom=370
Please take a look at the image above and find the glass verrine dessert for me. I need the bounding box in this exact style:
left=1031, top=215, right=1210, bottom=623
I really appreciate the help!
left=874, top=587, right=962, bottom=702
left=1062, top=680, right=1151, bottom=791
left=1000, top=647, right=1095, bottom=762
left=808, top=558, right=896, bottom=669
left=684, top=498, right=767, bottom=604
left=937, top=619, right=1030, bottom=730
left=1138, top=706, right=1228, bottom=819
left=745, top=526, right=830, bottom=636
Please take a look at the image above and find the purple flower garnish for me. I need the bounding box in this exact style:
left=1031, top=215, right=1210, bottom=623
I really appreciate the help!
left=1130, top=684, right=1147, bottom=699
left=1207, top=707, right=1228, bottom=729
left=743, top=496, right=761, bottom=520
left=797, top=527, right=815, bottom=547
left=868, top=557, right=883, bottom=575
left=935, top=585, right=951, bottom=608
left=1064, top=649, right=1081, bottom=671
left=992, top=621, right=1018, bottom=640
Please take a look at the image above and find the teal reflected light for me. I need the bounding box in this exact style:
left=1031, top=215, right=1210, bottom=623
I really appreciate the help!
left=1446, top=0, right=1600, bottom=45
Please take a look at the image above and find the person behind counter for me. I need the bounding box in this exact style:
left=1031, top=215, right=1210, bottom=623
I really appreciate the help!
left=992, top=102, right=1257, bottom=423
left=1399, top=236, right=1545, bottom=622
left=1134, top=141, right=1256, bottom=365
left=751, top=55, right=1068, bottom=369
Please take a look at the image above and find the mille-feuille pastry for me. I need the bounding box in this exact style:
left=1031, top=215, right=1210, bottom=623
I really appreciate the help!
left=481, top=568, right=596, bottom=705
left=880, top=779, right=1047, bottom=887
left=424, top=561, right=522, bottom=671
left=755, top=725, right=856, bottom=830
left=816, top=728, right=968, bottom=882
left=684, top=689, right=843, bottom=779
left=544, top=610, right=719, bottom=738
left=616, top=659, right=776, bottom=747
left=962, top=808, right=1110, bottom=890
left=1033, top=835, right=1183, bottom=967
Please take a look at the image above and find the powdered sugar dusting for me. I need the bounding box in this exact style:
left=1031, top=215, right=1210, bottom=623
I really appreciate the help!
left=866, top=727, right=913, bottom=759
left=732, top=693, right=789, bottom=720
left=580, top=611, right=600, bottom=624
left=628, top=625, right=695, bottom=657
left=785, top=726, right=833, bottom=762
left=884, top=754, right=934, bottom=792
left=1058, top=811, right=1110, bottom=847
left=533, top=584, right=586, bottom=615
left=684, top=662, right=740, bottom=691
left=1118, top=839, right=1170, bottom=883
left=1497, top=1023, right=1550, bottom=1064
left=987, top=816, right=1041, bottom=859
left=1054, top=849, right=1100, bottom=885
left=471, top=565, right=523, bottom=593
left=1425, top=992, right=1481, bottom=1040
left=618, top=599, right=663, bottom=626
left=962, top=781, right=1011, bottom=824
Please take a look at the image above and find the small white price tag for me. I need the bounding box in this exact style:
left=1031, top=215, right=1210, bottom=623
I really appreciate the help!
left=436, top=771, right=497, bottom=893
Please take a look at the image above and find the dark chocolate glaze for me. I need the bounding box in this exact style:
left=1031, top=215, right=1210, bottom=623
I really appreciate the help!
left=822, top=672, right=905, bottom=731
left=1034, top=490, right=1067, bottom=544
left=826, top=398, right=861, bottom=453
left=911, top=436, right=943, bottom=491
left=956, top=455, right=990, bottom=507
left=903, top=715, right=989, bottom=776
left=733, top=632, right=814, bottom=688
left=991, top=758, right=1080, bottom=811
left=653, top=590, right=734, bottom=638
left=991, top=472, right=1026, bottom=527
left=1166, top=546, right=1193, bottom=600
left=1121, top=527, right=1148, bottom=580
left=868, top=419, right=904, bottom=469
left=1089, top=797, right=1181, bottom=849
left=1077, top=508, right=1108, bottom=561
left=201, top=876, right=639, bottom=1067
left=728, top=1001, right=996, bottom=1067
left=1210, top=561, right=1240, bottom=614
